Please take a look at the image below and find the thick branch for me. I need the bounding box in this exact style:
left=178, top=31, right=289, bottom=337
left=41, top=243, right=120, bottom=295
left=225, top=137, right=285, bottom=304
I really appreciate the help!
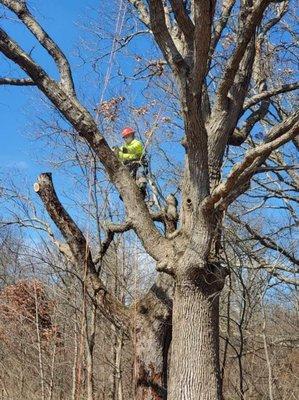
left=210, top=0, right=236, bottom=57
left=229, top=35, right=269, bottom=146
left=229, top=99, right=269, bottom=146
left=33, top=173, right=131, bottom=332
left=211, top=1, right=289, bottom=152
left=0, top=27, right=175, bottom=268
left=34, top=173, right=92, bottom=263
left=216, top=0, right=271, bottom=109
left=261, top=0, right=288, bottom=35
left=95, top=220, right=134, bottom=263
left=96, top=204, right=177, bottom=264
left=205, top=111, right=299, bottom=209
left=169, top=0, right=194, bottom=46
left=128, top=0, right=150, bottom=25
left=164, top=194, right=179, bottom=237
left=218, top=38, right=256, bottom=149
left=148, top=0, right=186, bottom=74
left=1, top=0, right=75, bottom=94
left=193, top=0, right=215, bottom=95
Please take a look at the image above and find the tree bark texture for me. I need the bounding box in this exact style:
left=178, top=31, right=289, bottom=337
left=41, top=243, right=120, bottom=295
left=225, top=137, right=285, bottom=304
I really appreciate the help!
left=134, top=315, right=171, bottom=400
left=168, top=265, right=222, bottom=400
left=1, top=2, right=299, bottom=399
left=133, top=274, right=173, bottom=400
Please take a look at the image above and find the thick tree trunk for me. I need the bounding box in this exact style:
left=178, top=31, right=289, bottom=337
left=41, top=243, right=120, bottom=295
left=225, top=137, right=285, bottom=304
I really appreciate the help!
left=168, top=266, right=223, bottom=400
left=134, top=315, right=171, bottom=400
left=133, top=274, right=173, bottom=400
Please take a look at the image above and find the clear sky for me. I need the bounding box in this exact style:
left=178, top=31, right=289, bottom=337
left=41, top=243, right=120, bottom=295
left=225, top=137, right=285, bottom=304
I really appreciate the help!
left=0, top=1, right=297, bottom=277
left=0, top=0, right=171, bottom=183
left=0, top=1, right=296, bottom=221
left=0, top=0, right=96, bottom=180
left=0, top=0, right=180, bottom=232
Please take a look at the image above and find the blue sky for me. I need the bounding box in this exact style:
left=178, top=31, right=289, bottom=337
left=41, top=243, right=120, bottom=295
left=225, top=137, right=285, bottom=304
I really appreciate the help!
left=0, top=1, right=297, bottom=221
left=0, top=1, right=297, bottom=281
left=0, top=0, right=185, bottom=215
left=0, top=0, right=172, bottom=183
left=0, top=0, right=93, bottom=180
left=0, top=0, right=181, bottom=233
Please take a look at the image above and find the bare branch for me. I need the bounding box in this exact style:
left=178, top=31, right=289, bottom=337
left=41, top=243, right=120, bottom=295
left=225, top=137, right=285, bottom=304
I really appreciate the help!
left=193, top=0, right=216, bottom=95
left=33, top=172, right=131, bottom=332
left=1, top=0, right=75, bottom=94
left=229, top=35, right=269, bottom=146
left=230, top=99, right=269, bottom=146
left=128, top=0, right=150, bottom=25
left=246, top=254, right=299, bottom=285
left=95, top=220, right=134, bottom=263
left=169, top=0, right=194, bottom=46
left=216, top=0, right=272, bottom=109
left=224, top=38, right=256, bottom=147
left=0, top=76, right=35, bottom=85
left=261, top=0, right=289, bottom=35
left=210, top=0, right=236, bottom=57
left=205, top=110, right=299, bottom=209
left=148, top=0, right=186, bottom=74
left=228, top=213, right=299, bottom=266
left=268, top=271, right=298, bottom=286
left=244, top=82, right=299, bottom=109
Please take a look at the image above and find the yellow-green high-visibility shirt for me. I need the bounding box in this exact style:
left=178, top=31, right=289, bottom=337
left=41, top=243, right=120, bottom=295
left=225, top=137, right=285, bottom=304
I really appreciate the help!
left=119, top=139, right=144, bottom=162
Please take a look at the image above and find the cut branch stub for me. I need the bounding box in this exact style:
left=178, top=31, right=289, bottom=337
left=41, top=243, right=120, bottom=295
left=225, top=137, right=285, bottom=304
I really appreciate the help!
left=164, top=194, right=179, bottom=236
left=34, top=173, right=88, bottom=261
left=34, top=172, right=131, bottom=333
left=33, top=182, right=40, bottom=192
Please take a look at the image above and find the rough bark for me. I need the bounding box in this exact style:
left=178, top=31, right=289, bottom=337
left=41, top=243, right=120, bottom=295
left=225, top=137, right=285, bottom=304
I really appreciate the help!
left=33, top=172, right=177, bottom=400
left=134, top=315, right=171, bottom=400
left=133, top=274, right=173, bottom=400
left=168, top=265, right=223, bottom=400
left=0, top=1, right=298, bottom=399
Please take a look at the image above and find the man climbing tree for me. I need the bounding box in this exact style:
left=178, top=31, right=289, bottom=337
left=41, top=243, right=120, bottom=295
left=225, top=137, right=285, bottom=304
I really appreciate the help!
left=0, top=0, right=298, bottom=399
left=114, top=127, right=147, bottom=198
left=117, top=127, right=144, bottom=166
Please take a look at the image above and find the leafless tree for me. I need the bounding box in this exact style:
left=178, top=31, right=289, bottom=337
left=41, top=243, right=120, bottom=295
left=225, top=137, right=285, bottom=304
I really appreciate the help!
left=0, top=1, right=298, bottom=399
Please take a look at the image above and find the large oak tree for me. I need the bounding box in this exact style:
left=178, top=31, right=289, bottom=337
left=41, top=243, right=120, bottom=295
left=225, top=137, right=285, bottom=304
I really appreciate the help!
left=0, top=0, right=298, bottom=399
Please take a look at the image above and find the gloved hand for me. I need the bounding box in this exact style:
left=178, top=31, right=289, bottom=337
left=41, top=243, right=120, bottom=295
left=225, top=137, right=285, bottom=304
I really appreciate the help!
left=122, top=147, right=128, bottom=154
left=112, top=146, right=119, bottom=157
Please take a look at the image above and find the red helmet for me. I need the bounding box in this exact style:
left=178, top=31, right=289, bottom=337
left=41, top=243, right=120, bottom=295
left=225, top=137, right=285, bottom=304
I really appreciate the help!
left=121, top=127, right=135, bottom=138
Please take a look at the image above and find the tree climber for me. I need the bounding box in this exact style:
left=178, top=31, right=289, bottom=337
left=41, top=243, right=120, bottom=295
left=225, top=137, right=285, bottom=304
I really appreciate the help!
left=114, top=127, right=147, bottom=198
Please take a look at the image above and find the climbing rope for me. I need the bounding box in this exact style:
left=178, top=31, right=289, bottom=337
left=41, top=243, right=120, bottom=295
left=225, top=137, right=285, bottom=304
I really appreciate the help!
left=141, top=103, right=167, bottom=208
left=99, top=0, right=127, bottom=107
